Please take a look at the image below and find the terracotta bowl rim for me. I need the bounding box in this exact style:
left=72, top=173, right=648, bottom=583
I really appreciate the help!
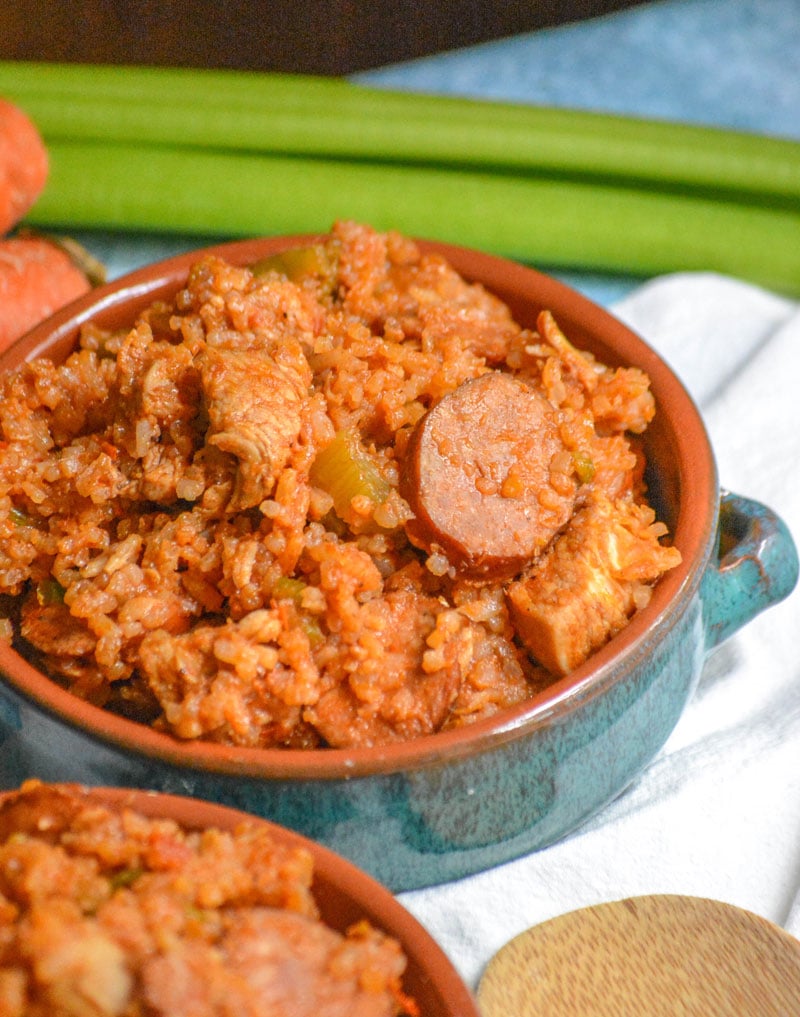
left=0, top=234, right=719, bottom=779
left=0, top=782, right=479, bottom=1016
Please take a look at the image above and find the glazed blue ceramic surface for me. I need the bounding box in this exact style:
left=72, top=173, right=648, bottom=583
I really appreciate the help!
left=0, top=490, right=794, bottom=891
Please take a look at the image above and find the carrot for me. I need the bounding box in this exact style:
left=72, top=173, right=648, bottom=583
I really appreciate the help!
left=0, top=234, right=91, bottom=351
left=0, top=98, right=49, bottom=235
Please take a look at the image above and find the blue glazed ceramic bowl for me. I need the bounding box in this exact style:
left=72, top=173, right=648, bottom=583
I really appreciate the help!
left=0, top=237, right=796, bottom=891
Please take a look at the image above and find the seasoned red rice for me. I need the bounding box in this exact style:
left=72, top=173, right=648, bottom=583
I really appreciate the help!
left=0, top=781, right=418, bottom=1016
left=0, top=222, right=680, bottom=749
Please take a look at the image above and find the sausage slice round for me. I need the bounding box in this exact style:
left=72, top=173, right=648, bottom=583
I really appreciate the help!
left=402, top=371, right=577, bottom=578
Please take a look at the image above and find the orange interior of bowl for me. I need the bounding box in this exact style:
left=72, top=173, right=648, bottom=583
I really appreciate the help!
left=0, top=236, right=719, bottom=778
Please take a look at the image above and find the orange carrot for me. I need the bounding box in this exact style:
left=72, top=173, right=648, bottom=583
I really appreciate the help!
left=0, top=235, right=91, bottom=351
left=0, top=98, right=49, bottom=235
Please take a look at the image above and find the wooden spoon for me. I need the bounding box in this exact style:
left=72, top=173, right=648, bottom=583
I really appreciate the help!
left=478, top=894, right=800, bottom=1016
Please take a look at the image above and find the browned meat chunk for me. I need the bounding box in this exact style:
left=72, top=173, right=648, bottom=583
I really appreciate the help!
left=137, top=607, right=320, bottom=747
left=113, top=325, right=200, bottom=460
left=200, top=346, right=310, bottom=511
left=19, top=597, right=95, bottom=660
left=140, top=908, right=407, bottom=1017
left=507, top=494, right=683, bottom=675
left=0, top=781, right=84, bottom=843
left=402, top=371, right=577, bottom=578
left=444, top=628, right=538, bottom=728
left=306, top=590, right=462, bottom=748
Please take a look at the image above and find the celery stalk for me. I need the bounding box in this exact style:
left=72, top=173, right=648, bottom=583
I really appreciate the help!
left=2, top=61, right=799, bottom=205
left=4, top=61, right=799, bottom=293
left=25, top=139, right=800, bottom=296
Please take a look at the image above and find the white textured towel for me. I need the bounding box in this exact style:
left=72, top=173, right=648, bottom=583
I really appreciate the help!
left=398, top=272, right=800, bottom=989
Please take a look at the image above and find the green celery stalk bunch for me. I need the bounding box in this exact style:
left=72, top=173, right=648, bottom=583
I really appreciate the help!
left=2, top=61, right=799, bottom=294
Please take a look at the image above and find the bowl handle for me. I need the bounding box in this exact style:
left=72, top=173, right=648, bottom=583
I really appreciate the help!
left=701, top=490, right=798, bottom=650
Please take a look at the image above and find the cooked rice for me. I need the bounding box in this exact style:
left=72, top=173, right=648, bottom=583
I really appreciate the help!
left=0, top=221, right=680, bottom=749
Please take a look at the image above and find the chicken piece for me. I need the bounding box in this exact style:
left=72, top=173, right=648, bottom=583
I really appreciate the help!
left=306, top=590, right=462, bottom=748
left=199, top=346, right=310, bottom=511
left=17, top=904, right=133, bottom=1017
left=332, top=219, right=520, bottom=349
left=419, top=300, right=520, bottom=364
left=113, top=324, right=200, bottom=458
left=138, top=607, right=320, bottom=747
left=19, top=597, right=96, bottom=661
left=507, top=494, right=682, bottom=675
left=443, top=627, right=538, bottom=728
left=0, top=781, right=85, bottom=844
left=140, top=908, right=407, bottom=1017
left=537, top=310, right=655, bottom=433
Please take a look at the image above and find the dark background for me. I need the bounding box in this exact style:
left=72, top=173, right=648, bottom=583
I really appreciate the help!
left=2, top=2, right=645, bottom=75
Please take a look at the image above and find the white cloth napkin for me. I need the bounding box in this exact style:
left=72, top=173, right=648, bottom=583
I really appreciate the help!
left=398, top=272, right=800, bottom=990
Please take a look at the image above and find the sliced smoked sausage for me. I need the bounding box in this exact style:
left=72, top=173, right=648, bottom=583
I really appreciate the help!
left=401, top=371, right=578, bottom=578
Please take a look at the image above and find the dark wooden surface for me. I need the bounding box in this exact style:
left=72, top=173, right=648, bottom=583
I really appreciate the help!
left=2, top=2, right=645, bottom=75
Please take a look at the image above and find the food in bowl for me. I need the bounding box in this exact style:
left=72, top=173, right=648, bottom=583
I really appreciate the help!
left=0, top=780, right=421, bottom=1016
left=0, top=227, right=794, bottom=891
left=0, top=220, right=680, bottom=750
